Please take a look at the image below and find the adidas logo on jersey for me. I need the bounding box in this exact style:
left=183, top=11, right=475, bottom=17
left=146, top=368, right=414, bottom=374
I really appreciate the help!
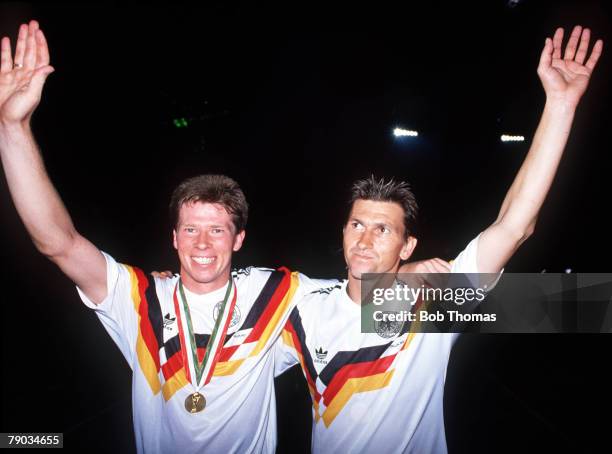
left=315, top=347, right=328, bottom=360
left=314, top=347, right=329, bottom=365
left=163, top=313, right=176, bottom=330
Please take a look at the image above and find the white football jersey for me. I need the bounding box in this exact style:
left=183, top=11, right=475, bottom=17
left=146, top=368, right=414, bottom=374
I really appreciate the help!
left=275, top=235, right=488, bottom=454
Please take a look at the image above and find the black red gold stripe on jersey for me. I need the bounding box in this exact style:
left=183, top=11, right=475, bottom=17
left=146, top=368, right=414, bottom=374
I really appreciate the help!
left=125, top=267, right=299, bottom=401
left=282, top=309, right=417, bottom=427
left=214, top=268, right=300, bottom=376
left=125, top=265, right=164, bottom=395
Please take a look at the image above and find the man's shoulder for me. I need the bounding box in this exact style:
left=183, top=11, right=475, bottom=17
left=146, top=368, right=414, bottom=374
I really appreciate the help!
left=296, top=280, right=346, bottom=313
left=232, top=266, right=276, bottom=282
left=305, top=281, right=344, bottom=296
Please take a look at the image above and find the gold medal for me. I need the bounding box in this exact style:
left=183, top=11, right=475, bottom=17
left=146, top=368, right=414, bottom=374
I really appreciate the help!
left=184, top=392, right=206, bottom=413
left=176, top=280, right=236, bottom=415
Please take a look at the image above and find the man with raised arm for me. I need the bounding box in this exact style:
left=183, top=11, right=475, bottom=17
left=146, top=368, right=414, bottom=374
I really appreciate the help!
left=0, top=21, right=343, bottom=454
left=0, top=19, right=452, bottom=453
left=275, top=26, right=603, bottom=453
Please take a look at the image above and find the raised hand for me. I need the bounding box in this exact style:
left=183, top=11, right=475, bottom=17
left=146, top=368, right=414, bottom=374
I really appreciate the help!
left=538, top=25, right=603, bottom=107
left=0, top=20, right=54, bottom=125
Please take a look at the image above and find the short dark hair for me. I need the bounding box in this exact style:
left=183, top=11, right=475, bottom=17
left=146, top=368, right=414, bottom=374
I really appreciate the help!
left=348, top=176, right=418, bottom=238
left=169, top=174, right=248, bottom=232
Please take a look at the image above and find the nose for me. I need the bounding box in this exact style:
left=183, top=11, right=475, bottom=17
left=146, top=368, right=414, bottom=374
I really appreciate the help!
left=195, top=231, right=210, bottom=249
left=357, top=229, right=374, bottom=250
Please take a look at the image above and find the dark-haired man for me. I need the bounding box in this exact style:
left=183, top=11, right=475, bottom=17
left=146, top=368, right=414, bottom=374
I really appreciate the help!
left=275, top=25, right=603, bottom=453
left=0, top=20, right=602, bottom=454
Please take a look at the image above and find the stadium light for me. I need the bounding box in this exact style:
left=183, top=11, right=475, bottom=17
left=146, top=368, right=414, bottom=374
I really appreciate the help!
left=393, top=127, right=418, bottom=137
left=500, top=134, right=525, bottom=142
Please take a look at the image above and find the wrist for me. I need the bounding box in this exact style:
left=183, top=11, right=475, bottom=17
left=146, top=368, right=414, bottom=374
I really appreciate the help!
left=0, top=119, right=32, bottom=135
left=543, top=97, right=578, bottom=116
left=0, top=120, right=33, bottom=149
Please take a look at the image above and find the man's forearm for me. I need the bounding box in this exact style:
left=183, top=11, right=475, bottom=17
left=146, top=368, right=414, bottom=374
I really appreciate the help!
left=0, top=122, right=78, bottom=257
left=495, top=98, right=576, bottom=236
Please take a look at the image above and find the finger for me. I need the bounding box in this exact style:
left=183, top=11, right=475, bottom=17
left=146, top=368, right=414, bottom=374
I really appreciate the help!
left=585, top=39, right=603, bottom=71
left=563, top=25, right=582, bottom=60
left=424, top=262, right=436, bottom=274
left=574, top=28, right=590, bottom=64
left=24, top=21, right=38, bottom=70
left=552, top=27, right=564, bottom=60
left=13, top=24, right=27, bottom=66
left=430, top=263, right=447, bottom=274
left=538, top=37, right=553, bottom=72
left=433, top=258, right=452, bottom=272
left=36, top=29, right=50, bottom=67
left=0, top=37, right=12, bottom=73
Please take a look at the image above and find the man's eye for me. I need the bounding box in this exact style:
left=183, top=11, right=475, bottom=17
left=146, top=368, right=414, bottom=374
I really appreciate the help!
left=380, top=226, right=390, bottom=234
left=211, top=228, right=223, bottom=234
left=352, top=222, right=362, bottom=229
left=185, top=227, right=197, bottom=233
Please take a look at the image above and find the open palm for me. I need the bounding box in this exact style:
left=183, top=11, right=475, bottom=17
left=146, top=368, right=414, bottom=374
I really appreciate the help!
left=538, top=26, right=603, bottom=106
left=0, top=21, right=54, bottom=124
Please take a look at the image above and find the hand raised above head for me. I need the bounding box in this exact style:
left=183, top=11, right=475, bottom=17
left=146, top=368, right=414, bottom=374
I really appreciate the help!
left=537, top=25, right=603, bottom=106
left=0, top=20, right=54, bottom=125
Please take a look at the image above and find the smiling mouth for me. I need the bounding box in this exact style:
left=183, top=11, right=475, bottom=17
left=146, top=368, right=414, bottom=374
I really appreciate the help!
left=192, top=256, right=216, bottom=265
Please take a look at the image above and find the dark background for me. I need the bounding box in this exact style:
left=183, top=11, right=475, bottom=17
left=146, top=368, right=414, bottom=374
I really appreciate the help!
left=1, top=1, right=611, bottom=452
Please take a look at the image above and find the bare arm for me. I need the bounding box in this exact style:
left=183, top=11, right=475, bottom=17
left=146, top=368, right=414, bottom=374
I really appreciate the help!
left=478, top=25, right=603, bottom=273
left=0, top=21, right=107, bottom=303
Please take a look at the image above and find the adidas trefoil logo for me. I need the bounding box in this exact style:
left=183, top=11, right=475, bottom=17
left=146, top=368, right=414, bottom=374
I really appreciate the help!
left=315, top=347, right=328, bottom=360
left=163, top=313, right=176, bottom=329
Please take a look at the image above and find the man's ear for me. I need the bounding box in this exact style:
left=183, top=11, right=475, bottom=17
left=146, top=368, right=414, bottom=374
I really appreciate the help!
left=173, top=229, right=178, bottom=250
left=233, top=230, right=246, bottom=252
left=400, top=236, right=418, bottom=261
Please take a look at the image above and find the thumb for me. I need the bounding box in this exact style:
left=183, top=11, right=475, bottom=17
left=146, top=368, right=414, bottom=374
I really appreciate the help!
left=537, top=38, right=552, bottom=74
left=28, top=65, right=54, bottom=97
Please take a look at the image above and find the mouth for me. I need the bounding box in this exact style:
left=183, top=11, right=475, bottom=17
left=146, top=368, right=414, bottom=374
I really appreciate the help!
left=191, top=256, right=216, bottom=265
left=352, top=253, right=375, bottom=261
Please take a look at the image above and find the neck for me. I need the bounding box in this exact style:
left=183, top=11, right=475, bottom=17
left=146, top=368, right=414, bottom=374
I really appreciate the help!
left=346, top=275, right=362, bottom=305
left=347, top=271, right=400, bottom=306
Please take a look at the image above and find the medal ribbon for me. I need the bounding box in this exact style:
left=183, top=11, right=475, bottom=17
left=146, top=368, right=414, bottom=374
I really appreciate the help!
left=173, top=279, right=237, bottom=389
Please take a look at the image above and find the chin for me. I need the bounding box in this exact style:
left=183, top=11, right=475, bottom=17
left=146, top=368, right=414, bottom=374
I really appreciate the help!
left=200, top=271, right=223, bottom=284
left=187, top=268, right=220, bottom=284
left=349, top=265, right=375, bottom=280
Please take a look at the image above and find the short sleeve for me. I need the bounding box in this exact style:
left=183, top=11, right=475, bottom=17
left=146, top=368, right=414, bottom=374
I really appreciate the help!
left=76, top=252, right=138, bottom=368
left=448, top=234, right=503, bottom=342
left=273, top=308, right=301, bottom=377
left=273, top=274, right=338, bottom=377
left=450, top=234, right=480, bottom=273
left=451, top=232, right=503, bottom=288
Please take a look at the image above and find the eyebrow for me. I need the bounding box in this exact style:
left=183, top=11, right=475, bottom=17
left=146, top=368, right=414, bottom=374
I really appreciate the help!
left=350, top=217, right=393, bottom=231
left=180, top=223, right=227, bottom=228
left=375, top=222, right=392, bottom=231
